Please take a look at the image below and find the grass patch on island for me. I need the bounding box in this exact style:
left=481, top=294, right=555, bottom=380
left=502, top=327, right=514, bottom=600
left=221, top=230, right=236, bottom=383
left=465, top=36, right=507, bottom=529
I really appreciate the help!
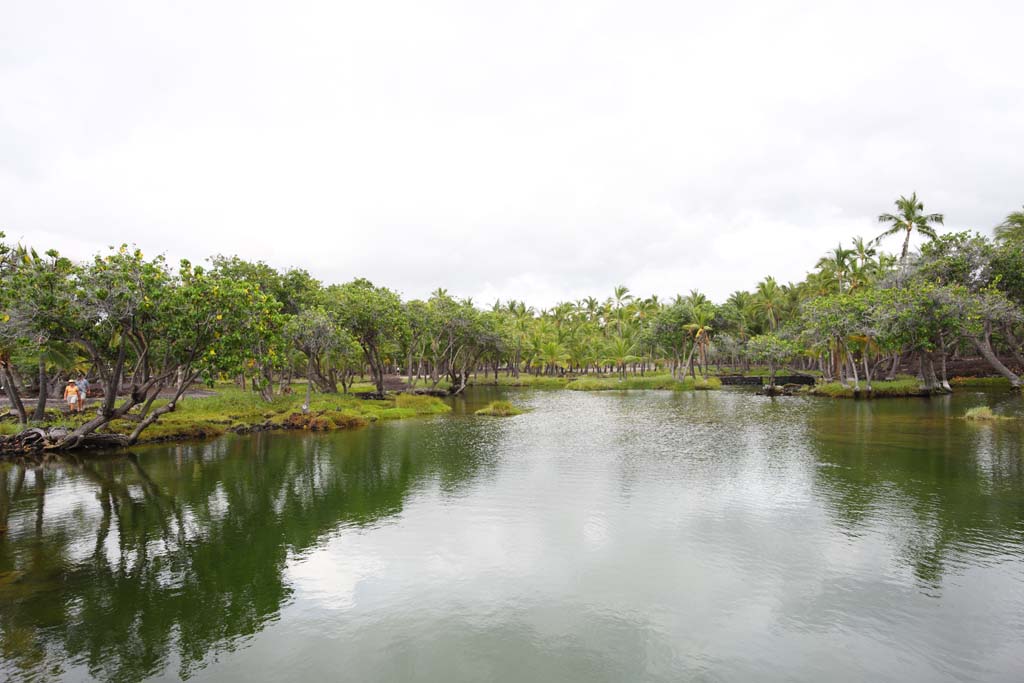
left=963, top=406, right=1015, bottom=422
left=475, top=400, right=525, bottom=417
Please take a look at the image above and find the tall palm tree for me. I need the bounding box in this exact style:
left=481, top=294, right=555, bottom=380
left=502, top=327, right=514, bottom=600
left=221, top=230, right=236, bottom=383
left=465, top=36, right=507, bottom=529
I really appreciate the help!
left=875, top=192, right=944, bottom=262
left=684, top=306, right=714, bottom=377
left=612, top=285, right=632, bottom=309
left=603, top=335, right=637, bottom=379
left=994, top=205, right=1024, bottom=243
left=816, top=244, right=855, bottom=293
left=724, top=291, right=753, bottom=341
left=850, top=236, right=877, bottom=268
left=684, top=289, right=710, bottom=309
left=540, top=340, right=567, bottom=376
left=751, top=277, right=784, bottom=331
left=847, top=259, right=877, bottom=291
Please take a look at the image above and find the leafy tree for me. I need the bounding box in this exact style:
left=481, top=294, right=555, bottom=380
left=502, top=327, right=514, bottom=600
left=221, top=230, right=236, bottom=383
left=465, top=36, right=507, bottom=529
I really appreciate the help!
left=332, top=279, right=406, bottom=395
left=747, top=334, right=798, bottom=385
left=0, top=247, right=78, bottom=421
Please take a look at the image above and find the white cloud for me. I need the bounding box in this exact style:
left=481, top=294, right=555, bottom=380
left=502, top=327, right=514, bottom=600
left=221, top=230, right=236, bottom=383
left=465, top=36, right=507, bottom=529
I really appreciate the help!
left=3, top=0, right=1022, bottom=305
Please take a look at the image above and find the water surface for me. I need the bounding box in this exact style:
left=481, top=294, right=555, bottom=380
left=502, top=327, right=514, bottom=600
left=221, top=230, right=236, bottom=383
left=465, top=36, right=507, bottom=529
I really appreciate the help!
left=2, top=388, right=1023, bottom=681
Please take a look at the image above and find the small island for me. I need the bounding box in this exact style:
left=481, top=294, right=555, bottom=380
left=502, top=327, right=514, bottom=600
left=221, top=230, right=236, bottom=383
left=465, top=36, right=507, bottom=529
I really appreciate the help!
left=475, top=400, right=525, bottom=417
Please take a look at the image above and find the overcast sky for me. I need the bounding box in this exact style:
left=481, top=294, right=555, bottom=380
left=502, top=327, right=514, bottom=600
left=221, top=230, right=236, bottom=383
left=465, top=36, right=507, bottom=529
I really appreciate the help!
left=2, top=0, right=1022, bottom=306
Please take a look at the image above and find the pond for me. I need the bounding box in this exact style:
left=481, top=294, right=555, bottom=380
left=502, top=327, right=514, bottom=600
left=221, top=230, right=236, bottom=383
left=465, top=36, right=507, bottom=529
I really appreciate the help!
left=2, top=388, right=1023, bottom=682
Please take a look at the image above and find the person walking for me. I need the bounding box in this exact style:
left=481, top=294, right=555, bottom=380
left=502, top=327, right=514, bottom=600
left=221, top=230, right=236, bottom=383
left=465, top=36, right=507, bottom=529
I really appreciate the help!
left=63, top=379, right=82, bottom=413
left=76, top=375, right=90, bottom=410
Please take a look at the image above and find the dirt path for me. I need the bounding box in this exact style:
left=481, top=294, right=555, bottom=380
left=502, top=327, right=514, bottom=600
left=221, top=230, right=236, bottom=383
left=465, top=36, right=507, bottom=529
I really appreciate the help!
left=0, top=387, right=218, bottom=411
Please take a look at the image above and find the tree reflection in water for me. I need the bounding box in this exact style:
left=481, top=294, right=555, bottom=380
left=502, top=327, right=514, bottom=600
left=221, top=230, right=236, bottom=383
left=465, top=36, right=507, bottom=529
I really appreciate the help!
left=0, top=424, right=494, bottom=682
left=808, top=397, right=1024, bottom=590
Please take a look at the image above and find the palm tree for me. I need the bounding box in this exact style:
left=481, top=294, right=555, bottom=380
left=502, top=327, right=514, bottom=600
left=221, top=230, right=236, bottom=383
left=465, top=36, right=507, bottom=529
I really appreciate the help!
left=540, top=340, right=567, bottom=376
left=850, top=236, right=877, bottom=268
left=603, top=335, right=637, bottom=379
left=995, top=205, right=1024, bottom=243
left=816, top=244, right=855, bottom=293
left=504, top=300, right=535, bottom=377
left=684, top=306, right=714, bottom=377
left=724, top=291, right=753, bottom=342
left=875, top=192, right=944, bottom=262
left=612, top=285, right=632, bottom=309
left=684, top=289, right=710, bottom=309
left=847, top=259, right=877, bottom=292
left=751, top=277, right=784, bottom=331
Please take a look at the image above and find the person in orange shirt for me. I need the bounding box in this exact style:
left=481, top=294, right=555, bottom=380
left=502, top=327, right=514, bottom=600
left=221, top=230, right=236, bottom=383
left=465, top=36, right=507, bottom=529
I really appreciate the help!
left=63, top=379, right=82, bottom=413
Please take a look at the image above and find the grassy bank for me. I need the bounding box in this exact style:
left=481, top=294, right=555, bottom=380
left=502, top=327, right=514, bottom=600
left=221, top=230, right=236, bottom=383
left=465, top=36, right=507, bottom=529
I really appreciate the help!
left=468, top=372, right=723, bottom=391
left=0, top=387, right=451, bottom=445
left=466, top=374, right=574, bottom=388
left=806, top=377, right=929, bottom=398
left=469, top=372, right=736, bottom=389
left=806, top=374, right=1022, bottom=399
left=566, top=374, right=722, bottom=391
left=949, top=376, right=1014, bottom=388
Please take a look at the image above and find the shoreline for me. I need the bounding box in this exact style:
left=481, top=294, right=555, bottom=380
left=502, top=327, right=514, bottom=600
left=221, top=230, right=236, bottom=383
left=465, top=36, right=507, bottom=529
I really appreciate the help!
left=2, top=376, right=1017, bottom=457
left=0, top=388, right=450, bottom=457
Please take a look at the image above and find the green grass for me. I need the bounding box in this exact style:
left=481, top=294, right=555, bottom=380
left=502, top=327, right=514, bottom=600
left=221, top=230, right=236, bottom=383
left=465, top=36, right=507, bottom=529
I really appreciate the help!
left=0, top=422, right=25, bottom=436
left=1, top=386, right=450, bottom=446
left=714, top=365, right=823, bottom=378
left=467, top=374, right=573, bottom=388
left=475, top=400, right=525, bottom=417
left=808, top=377, right=926, bottom=398
left=949, top=376, right=1013, bottom=388
left=395, top=393, right=452, bottom=414
left=565, top=374, right=721, bottom=391
left=963, top=406, right=1016, bottom=421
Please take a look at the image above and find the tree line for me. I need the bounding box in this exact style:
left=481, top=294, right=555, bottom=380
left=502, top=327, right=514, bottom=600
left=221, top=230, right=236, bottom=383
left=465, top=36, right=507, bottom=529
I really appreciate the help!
left=1, top=196, right=1022, bottom=447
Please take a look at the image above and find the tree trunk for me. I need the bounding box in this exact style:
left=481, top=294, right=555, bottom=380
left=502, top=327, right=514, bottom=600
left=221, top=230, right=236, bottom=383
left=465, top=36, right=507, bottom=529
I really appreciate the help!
left=938, top=334, right=951, bottom=392
left=885, top=352, right=900, bottom=381
left=303, top=357, right=313, bottom=413
left=972, top=331, right=1022, bottom=388
left=845, top=347, right=860, bottom=392
left=684, top=339, right=697, bottom=379
left=1002, top=325, right=1024, bottom=371
left=33, top=357, right=48, bottom=421
left=2, top=362, right=27, bottom=424
left=920, top=351, right=941, bottom=393
left=127, top=374, right=198, bottom=444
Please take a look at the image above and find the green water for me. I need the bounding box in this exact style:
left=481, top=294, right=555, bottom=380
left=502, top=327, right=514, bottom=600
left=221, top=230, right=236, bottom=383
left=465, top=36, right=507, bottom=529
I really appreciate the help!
left=2, top=388, right=1023, bottom=682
